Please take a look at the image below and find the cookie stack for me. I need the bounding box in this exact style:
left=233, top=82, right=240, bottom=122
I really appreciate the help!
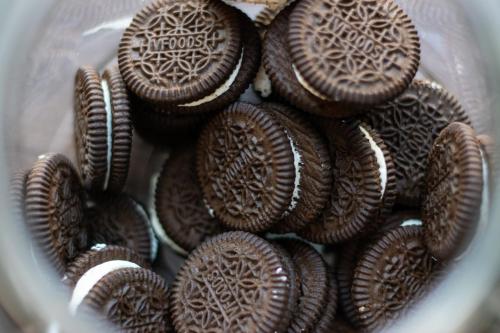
left=9, top=0, right=492, bottom=332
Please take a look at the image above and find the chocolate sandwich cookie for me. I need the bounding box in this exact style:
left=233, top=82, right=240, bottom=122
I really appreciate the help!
left=263, top=5, right=361, bottom=118
left=171, top=232, right=294, bottom=333
left=64, top=245, right=149, bottom=287
left=263, top=103, right=332, bottom=233
left=352, top=226, right=442, bottom=331
left=118, top=0, right=245, bottom=108
left=299, top=120, right=396, bottom=244
left=336, top=210, right=421, bottom=326
left=74, top=66, right=132, bottom=193
left=361, top=80, right=471, bottom=206
left=70, top=265, right=170, bottom=332
left=278, top=239, right=329, bottom=333
left=153, top=148, right=224, bottom=255
left=196, top=102, right=295, bottom=232
left=25, top=154, right=87, bottom=275
left=87, top=194, right=158, bottom=262
left=423, top=122, right=484, bottom=260
left=288, top=0, right=420, bottom=106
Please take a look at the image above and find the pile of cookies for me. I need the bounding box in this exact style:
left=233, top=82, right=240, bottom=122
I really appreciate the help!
left=10, top=0, right=492, bottom=332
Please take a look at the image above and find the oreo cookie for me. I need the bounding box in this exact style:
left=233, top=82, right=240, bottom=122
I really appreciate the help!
left=69, top=262, right=170, bottom=331
left=9, top=171, right=29, bottom=222
left=118, top=0, right=244, bottom=107
left=313, top=272, right=338, bottom=333
left=86, top=194, right=158, bottom=262
left=263, top=103, right=332, bottom=233
left=299, top=120, right=396, bottom=243
left=336, top=210, right=421, bottom=326
left=278, top=239, right=329, bottom=333
left=196, top=102, right=295, bottom=232
left=352, top=226, right=442, bottom=331
left=423, top=122, right=484, bottom=260
left=25, top=154, right=87, bottom=275
left=64, top=244, right=149, bottom=287
left=288, top=0, right=420, bottom=105
left=263, top=5, right=362, bottom=118
left=361, top=80, right=471, bottom=206
left=153, top=147, right=224, bottom=255
left=170, top=232, right=294, bottom=332
left=74, top=66, right=132, bottom=193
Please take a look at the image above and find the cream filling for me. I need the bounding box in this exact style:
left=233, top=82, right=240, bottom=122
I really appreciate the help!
left=91, top=243, right=107, bottom=251
left=131, top=199, right=159, bottom=262
left=253, top=64, right=272, bottom=98
left=400, top=219, right=422, bottom=227
left=203, top=198, right=216, bottom=218
left=359, top=125, right=387, bottom=199
left=225, top=3, right=267, bottom=20
left=281, top=131, right=302, bottom=218
left=292, top=64, right=329, bottom=100
left=149, top=173, right=189, bottom=257
left=180, top=49, right=244, bottom=107
left=101, top=79, right=113, bottom=191
left=69, top=260, right=140, bottom=314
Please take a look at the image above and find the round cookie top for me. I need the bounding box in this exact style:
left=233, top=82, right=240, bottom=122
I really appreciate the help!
left=197, top=102, right=295, bottom=232
left=87, top=194, right=156, bottom=262
left=278, top=239, right=329, bottom=333
left=118, top=0, right=242, bottom=105
left=155, top=147, right=224, bottom=252
left=74, top=66, right=107, bottom=190
left=299, top=120, right=385, bottom=243
left=83, top=268, right=170, bottom=332
left=423, top=122, right=483, bottom=260
left=362, top=80, right=470, bottom=206
left=288, top=0, right=420, bottom=105
left=25, top=154, right=87, bottom=275
left=263, top=5, right=363, bottom=118
left=171, top=232, right=293, bottom=333
left=64, top=245, right=149, bottom=287
left=352, top=226, right=442, bottom=331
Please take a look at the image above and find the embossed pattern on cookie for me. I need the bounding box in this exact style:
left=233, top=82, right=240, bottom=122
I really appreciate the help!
left=119, top=0, right=242, bottom=104
left=288, top=0, right=420, bottom=105
left=171, top=232, right=292, bottom=333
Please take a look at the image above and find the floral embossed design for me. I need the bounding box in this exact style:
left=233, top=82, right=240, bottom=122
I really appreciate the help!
left=289, top=0, right=419, bottom=101
left=157, top=149, right=223, bottom=251
left=204, top=117, right=274, bottom=222
left=363, top=82, right=469, bottom=204
left=354, top=228, right=441, bottom=330
left=50, top=164, right=86, bottom=263
left=130, top=1, right=226, bottom=86
left=177, top=241, right=277, bottom=332
left=104, top=277, right=168, bottom=330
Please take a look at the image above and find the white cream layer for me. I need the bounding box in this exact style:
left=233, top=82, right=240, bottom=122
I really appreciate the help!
left=282, top=131, right=302, bottom=217
left=226, top=3, right=267, bottom=20
left=101, top=79, right=113, bottom=191
left=359, top=125, right=387, bottom=199
left=180, top=49, right=244, bottom=107
left=69, top=260, right=140, bottom=314
left=400, top=219, right=422, bottom=227
left=203, top=198, right=216, bottom=218
left=149, top=173, right=189, bottom=257
left=292, top=64, right=329, bottom=100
